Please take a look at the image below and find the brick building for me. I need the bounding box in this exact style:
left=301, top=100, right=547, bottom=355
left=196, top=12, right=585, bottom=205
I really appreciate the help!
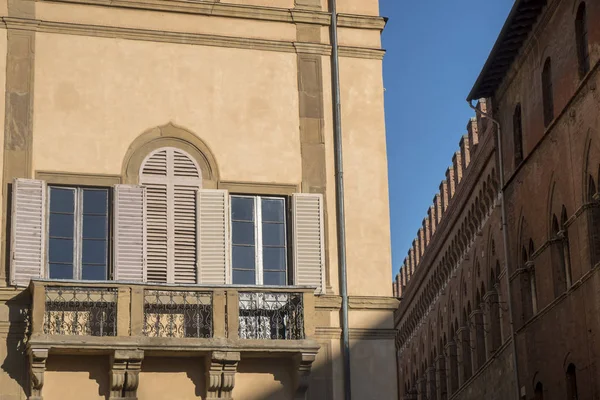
left=393, top=0, right=600, bottom=399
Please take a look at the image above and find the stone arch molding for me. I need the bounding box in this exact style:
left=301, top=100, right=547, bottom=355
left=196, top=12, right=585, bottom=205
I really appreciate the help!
left=122, top=122, right=220, bottom=188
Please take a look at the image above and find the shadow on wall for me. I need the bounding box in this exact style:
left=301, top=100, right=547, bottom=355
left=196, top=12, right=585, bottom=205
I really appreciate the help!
left=0, top=292, right=397, bottom=400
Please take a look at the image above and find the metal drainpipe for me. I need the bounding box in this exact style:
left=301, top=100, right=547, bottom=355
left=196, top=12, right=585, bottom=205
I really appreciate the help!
left=468, top=100, right=520, bottom=400
left=329, top=0, right=352, bottom=399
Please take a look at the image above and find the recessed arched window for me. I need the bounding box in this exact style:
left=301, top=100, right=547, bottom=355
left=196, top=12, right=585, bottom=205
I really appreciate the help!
left=140, top=147, right=202, bottom=284
left=535, top=382, right=544, bottom=400
left=542, top=58, right=554, bottom=127
left=513, top=104, right=524, bottom=165
left=566, top=363, right=579, bottom=399
left=576, top=3, right=590, bottom=77
left=588, top=174, right=600, bottom=266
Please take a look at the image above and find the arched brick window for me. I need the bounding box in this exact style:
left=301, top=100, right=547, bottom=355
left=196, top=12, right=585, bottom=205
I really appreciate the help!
left=513, top=104, right=524, bottom=165
left=552, top=214, right=567, bottom=295
left=561, top=206, right=573, bottom=286
left=462, top=307, right=473, bottom=381
left=566, top=363, right=579, bottom=399
left=576, top=2, right=590, bottom=77
left=588, top=174, right=600, bottom=266
left=542, top=58, right=554, bottom=127
left=535, top=382, right=544, bottom=400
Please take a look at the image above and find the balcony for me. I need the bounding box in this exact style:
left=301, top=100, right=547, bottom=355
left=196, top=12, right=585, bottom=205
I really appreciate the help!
left=27, top=280, right=320, bottom=399
left=29, top=280, right=317, bottom=353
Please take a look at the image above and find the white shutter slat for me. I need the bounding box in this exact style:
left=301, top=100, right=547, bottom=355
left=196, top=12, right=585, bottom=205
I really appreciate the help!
left=174, top=184, right=198, bottom=284
left=197, top=189, right=229, bottom=285
left=113, top=185, right=146, bottom=282
left=293, top=193, right=325, bottom=294
left=145, top=183, right=168, bottom=283
left=11, top=178, right=46, bottom=287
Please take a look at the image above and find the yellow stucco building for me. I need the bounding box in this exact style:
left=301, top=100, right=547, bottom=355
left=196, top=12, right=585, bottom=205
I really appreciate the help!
left=0, top=0, right=397, bottom=399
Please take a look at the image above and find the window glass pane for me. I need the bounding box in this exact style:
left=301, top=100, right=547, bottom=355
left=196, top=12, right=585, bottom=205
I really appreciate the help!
left=232, top=221, right=255, bottom=245
left=232, top=246, right=256, bottom=270
left=231, top=197, right=254, bottom=221
left=49, top=214, right=74, bottom=238
left=263, top=271, right=286, bottom=286
left=82, top=265, right=107, bottom=281
left=50, top=188, right=74, bottom=213
left=262, top=199, right=285, bottom=222
left=48, top=238, right=74, bottom=263
left=83, top=215, right=108, bottom=239
left=233, top=269, right=256, bottom=285
left=83, top=189, right=108, bottom=215
left=49, top=264, right=74, bottom=280
left=82, top=240, right=107, bottom=265
left=262, top=223, right=285, bottom=246
left=263, top=247, right=286, bottom=272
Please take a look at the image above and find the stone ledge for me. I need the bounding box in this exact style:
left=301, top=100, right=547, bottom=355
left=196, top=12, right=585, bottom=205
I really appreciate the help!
left=316, top=295, right=399, bottom=310
left=28, top=334, right=321, bottom=356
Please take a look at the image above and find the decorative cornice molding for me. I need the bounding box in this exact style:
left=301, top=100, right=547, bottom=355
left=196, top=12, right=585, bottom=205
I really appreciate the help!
left=36, top=0, right=386, bottom=30
left=1, top=17, right=383, bottom=59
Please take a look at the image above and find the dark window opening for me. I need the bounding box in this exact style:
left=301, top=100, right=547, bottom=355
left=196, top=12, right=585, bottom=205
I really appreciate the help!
left=542, top=58, right=554, bottom=127
left=576, top=3, right=590, bottom=77
left=513, top=104, right=524, bottom=165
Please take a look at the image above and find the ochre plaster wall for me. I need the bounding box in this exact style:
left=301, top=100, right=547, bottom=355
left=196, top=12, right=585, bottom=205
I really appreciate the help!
left=339, top=57, right=392, bottom=297
left=233, top=359, right=294, bottom=400
left=32, top=33, right=301, bottom=184
left=44, top=355, right=110, bottom=400
left=138, top=357, right=205, bottom=400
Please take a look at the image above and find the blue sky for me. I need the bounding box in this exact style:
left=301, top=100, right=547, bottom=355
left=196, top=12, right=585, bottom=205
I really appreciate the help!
left=380, top=0, right=514, bottom=278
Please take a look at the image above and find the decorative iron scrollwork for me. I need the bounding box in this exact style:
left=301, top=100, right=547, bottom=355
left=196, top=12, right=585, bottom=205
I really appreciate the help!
left=143, top=290, right=213, bottom=338
left=238, top=292, right=304, bottom=340
left=44, top=287, right=117, bottom=336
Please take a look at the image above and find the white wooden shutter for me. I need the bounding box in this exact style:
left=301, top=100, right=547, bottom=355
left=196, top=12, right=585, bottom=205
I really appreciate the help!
left=10, top=178, right=46, bottom=286
left=140, top=148, right=202, bottom=284
left=173, top=185, right=197, bottom=284
left=293, top=193, right=325, bottom=294
left=113, top=185, right=146, bottom=282
left=197, top=189, right=230, bottom=285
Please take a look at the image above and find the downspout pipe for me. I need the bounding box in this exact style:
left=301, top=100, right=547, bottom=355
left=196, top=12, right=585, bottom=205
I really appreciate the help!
left=329, top=1, right=352, bottom=399
left=468, top=100, right=520, bottom=400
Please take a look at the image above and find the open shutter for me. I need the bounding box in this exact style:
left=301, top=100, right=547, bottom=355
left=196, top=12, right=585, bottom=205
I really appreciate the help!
left=11, top=178, right=46, bottom=286
left=173, top=185, right=198, bottom=284
left=113, top=185, right=146, bottom=282
left=293, top=193, right=325, bottom=294
left=197, top=189, right=229, bottom=284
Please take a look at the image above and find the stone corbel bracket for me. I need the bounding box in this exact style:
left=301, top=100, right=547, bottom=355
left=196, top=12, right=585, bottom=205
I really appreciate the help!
left=29, top=348, right=49, bottom=400
left=206, top=351, right=241, bottom=399
left=110, top=349, right=144, bottom=400
left=293, top=351, right=317, bottom=400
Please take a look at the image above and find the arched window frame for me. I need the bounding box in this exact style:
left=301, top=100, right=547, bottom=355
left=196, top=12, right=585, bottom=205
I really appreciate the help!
left=513, top=103, right=524, bottom=166
left=542, top=58, right=554, bottom=127
left=576, top=2, right=590, bottom=78
left=566, top=363, right=579, bottom=399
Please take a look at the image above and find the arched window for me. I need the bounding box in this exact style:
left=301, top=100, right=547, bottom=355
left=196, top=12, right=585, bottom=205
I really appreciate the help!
left=535, top=382, right=544, bottom=400
left=542, top=58, right=554, bottom=127
left=561, top=206, right=573, bottom=286
left=140, top=147, right=202, bottom=284
left=576, top=3, right=590, bottom=77
left=566, top=363, right=578, bottom=399
left=589, top=175, right=600, bottom=267
left=462, top=307, right=473, bottom=381
left=513, top=104, right=524, bottom=165
left=551, top=213, right=568, bottom=295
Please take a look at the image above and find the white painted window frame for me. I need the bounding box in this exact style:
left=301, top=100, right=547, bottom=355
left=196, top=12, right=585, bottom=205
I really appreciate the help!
left=230, top=195, right=288, bottom=286
left=46, top=186, right=110, bottom=281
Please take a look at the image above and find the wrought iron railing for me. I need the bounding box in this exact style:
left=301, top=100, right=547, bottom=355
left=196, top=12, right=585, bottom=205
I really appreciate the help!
left=143, top=290, right=213, bottom=338
left=238, top=292, right=304, bottom=340
left=44, top=287, right=117, bottom=336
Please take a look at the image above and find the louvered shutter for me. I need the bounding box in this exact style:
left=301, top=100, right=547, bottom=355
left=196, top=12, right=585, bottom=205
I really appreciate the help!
left=293, top=193, right=325, bottom=294
left=197, top=189, right=230, bottom=284
left=10, top=178, right=46, bottom=286
left=140, top=147, right=202, bottom=284
left=113, top=185, right=146, bottom=282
